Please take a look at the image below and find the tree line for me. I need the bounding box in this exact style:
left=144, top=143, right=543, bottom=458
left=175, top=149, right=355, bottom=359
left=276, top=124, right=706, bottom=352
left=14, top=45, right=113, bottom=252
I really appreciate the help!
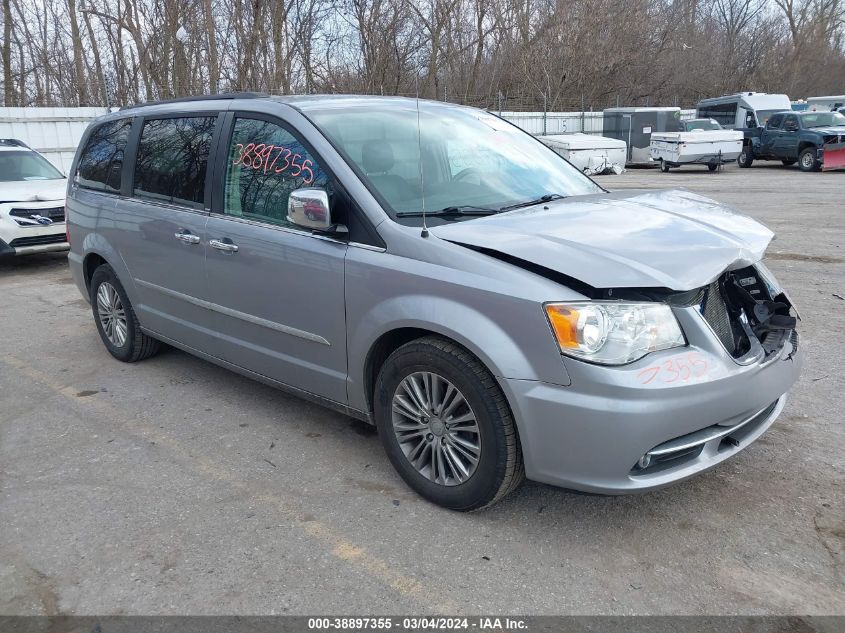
left=2, top=0, right=844, bottom=112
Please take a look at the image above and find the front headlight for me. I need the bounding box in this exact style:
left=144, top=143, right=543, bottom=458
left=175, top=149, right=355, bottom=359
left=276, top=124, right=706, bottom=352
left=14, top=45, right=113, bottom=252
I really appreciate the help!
left=544, top=302, right=686, bottom=365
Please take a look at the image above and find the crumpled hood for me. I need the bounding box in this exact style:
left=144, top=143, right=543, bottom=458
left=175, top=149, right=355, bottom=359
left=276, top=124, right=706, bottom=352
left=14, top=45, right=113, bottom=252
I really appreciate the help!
left=431, top=189, right=774, bottom=292
left=0, top=178, right=66, bottom=203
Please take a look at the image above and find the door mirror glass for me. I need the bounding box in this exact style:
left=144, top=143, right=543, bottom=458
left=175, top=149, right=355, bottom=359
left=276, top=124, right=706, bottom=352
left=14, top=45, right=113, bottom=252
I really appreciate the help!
left=288, top=188, right=331, bottom=230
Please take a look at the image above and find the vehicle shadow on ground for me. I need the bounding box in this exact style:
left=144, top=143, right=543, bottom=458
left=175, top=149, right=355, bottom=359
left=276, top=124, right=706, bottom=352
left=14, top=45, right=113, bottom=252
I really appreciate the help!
left=0, top=252, right=69, bottom=278
left=146, top=344, right=788, bottom=530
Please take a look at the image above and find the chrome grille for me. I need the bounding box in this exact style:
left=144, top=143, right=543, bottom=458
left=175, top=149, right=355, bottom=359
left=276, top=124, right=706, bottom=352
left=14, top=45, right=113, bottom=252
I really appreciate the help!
left=9, top=206, right=65, bottom=223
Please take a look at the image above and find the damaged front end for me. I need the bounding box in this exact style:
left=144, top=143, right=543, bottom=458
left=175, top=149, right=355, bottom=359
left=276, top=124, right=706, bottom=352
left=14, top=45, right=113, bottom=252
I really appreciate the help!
left=698, top=264, right=798, bottom=362
left=609, top=261, right=799, bottom=364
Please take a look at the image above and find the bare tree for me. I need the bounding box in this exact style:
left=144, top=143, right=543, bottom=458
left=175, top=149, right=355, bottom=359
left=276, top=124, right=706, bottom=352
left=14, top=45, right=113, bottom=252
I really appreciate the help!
left=2, top=0, right=845, bottom=109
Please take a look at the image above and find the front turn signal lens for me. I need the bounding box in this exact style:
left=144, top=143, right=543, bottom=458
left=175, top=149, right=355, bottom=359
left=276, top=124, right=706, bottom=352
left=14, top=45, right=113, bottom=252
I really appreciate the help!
left=545, top=304, right=579, bottom=349
left=544, top=301, right=685, bottom=365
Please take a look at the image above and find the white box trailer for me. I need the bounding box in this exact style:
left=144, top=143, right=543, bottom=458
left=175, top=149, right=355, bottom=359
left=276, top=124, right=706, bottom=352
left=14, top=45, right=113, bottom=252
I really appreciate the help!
left=650, top=129, right=743, bottom=171
left=538, top=134, right=626, bottom=174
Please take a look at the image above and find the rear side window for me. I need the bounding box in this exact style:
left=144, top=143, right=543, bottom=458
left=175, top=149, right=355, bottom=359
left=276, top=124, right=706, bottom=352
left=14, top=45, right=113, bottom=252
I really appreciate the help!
left=133, top=116, right=216, bottom=209
left=76, top=119, right=131, bottom=192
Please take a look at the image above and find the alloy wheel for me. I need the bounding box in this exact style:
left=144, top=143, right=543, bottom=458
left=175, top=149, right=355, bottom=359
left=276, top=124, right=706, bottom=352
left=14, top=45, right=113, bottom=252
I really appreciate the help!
left=391, top=371, right=481, bottom=486
left=96, top=282, right=128, bottom=347
left=801, top=152, right=814, bottom=170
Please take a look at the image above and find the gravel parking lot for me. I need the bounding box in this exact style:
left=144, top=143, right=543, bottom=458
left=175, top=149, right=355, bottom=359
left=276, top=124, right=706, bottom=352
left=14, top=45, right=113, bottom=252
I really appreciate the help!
left=1, top=163, right=843, bottom=616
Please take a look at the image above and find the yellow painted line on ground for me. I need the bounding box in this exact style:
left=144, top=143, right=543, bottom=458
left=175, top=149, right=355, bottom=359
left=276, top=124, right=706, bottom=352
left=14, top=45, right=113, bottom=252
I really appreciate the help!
left=3, top=355, right=457, bottom=613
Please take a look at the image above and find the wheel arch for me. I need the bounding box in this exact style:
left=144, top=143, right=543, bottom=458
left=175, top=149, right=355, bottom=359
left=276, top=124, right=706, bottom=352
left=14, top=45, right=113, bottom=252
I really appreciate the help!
left=364, top=327, right=455, bottom=419
left=360, top=321, right=532, bottom=420
left=350, top=294, right=569, bottom=417
left=83, top=252, right=107, bottom=293
left=78, top=232, right=138, bottom=303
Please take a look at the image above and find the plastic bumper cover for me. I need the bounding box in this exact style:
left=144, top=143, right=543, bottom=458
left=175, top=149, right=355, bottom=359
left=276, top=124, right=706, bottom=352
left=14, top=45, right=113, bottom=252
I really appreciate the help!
left=501, top=332, right=802, bottom=494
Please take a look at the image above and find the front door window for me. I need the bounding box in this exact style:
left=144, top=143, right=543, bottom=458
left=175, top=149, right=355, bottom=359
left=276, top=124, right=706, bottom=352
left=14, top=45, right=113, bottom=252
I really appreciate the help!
left=223, top=117, right=329, bottom=227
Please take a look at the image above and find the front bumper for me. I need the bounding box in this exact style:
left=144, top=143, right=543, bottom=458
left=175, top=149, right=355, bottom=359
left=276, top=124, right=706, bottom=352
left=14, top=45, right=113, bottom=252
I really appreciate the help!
left=501, top=307, right=802, bottom=493
left=1, top=201, right=68, bottom=257
left=0, top=236, right=69, bottom=257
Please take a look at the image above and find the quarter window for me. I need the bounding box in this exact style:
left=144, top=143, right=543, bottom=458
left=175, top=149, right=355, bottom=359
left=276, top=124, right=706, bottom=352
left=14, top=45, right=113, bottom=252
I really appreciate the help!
left=76, top=119, right=131, bottom=192
left=133, top=116, right=216, bottom=208
left=223, top=117, right=328, bottom=227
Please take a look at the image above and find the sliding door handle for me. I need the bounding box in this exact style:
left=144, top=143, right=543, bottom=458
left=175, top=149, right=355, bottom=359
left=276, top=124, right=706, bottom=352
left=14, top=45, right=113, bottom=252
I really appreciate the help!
left=210, top=239, right=239, bottom=253
left=174, top=231, right=200, bottom=244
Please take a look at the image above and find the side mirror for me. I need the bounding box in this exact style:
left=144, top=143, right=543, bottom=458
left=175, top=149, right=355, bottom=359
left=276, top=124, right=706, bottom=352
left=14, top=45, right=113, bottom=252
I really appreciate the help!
left=287, top=187, right=332, bottom=231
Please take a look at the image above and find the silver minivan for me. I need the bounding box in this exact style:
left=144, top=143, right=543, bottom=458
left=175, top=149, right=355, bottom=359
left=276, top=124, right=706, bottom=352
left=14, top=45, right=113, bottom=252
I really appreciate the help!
left=67, top=94, right=802, bottom=510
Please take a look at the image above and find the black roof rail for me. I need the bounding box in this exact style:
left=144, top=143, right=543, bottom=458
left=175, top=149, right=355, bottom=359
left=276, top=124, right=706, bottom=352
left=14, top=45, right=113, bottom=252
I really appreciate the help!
left=119, top=92, right=268, bottom=111
left=0, top=138, right=31, bottom=149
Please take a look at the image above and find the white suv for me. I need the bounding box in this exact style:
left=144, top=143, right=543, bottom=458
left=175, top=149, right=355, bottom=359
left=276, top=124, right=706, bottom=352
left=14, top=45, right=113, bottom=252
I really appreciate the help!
left=0, top=139, right=69, bottom=257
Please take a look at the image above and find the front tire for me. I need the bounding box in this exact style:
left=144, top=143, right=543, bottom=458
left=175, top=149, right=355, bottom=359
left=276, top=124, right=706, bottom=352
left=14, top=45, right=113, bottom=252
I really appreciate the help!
left=738, top=147, right=754, bottom=168
left=90, top=264, right=160, bottom=362
left=707, top=163, right=718, bottom=172
left=799, top=148, right=821, bottom=172
left=373, top=336, right=524, bottom=511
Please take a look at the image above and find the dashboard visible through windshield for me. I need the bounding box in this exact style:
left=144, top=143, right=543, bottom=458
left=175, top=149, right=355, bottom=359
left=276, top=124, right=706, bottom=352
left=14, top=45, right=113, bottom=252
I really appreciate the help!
left=305, top=101, right=603, bottom=225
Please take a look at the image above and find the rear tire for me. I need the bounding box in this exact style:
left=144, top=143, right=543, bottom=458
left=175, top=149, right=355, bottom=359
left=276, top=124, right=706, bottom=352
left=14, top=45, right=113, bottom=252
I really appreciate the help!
left=707, top=163, right=718, bottom=172
left=90, top=264, right=160, bottom=363
left=799, top=148, right=821, bottom=172
left=659, top=159, right=670, bottom=172
left=737, top=147, right=754, bottom=168
left=373, top=336, right=524, bottom=511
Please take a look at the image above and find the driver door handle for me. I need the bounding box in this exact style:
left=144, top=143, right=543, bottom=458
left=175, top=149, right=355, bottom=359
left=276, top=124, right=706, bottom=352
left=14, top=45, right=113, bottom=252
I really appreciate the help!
left=174, top=231, right=200, bottom=245
left=210, top=239, right=239, bottom=253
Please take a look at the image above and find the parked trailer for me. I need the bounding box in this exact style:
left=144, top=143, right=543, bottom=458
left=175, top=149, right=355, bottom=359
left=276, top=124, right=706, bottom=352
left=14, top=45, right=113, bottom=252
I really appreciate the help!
left=650, top=129, right=743, bottom=171
left=537, top=134, right=626, bottom=175
left=602, top=107, right=682, bottom=165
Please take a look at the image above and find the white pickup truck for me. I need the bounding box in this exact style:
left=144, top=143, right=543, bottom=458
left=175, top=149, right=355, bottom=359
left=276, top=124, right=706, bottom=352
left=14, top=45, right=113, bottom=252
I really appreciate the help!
left=650, top=118, right=743, bottom=172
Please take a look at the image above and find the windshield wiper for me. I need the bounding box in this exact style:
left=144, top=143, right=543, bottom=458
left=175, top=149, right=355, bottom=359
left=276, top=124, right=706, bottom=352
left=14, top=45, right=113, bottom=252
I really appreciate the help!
left=396, top=205, right=499, bottom=218
left=499, top=193, right=566, bottom=212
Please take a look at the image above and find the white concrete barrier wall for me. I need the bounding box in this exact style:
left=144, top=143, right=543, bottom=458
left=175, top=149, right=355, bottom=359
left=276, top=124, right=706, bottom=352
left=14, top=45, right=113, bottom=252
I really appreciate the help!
left=498, top=109, right=697, bottom=134
left=0, top=106, right=698, bottom=173
left=0, top=107, right=108, bottom=173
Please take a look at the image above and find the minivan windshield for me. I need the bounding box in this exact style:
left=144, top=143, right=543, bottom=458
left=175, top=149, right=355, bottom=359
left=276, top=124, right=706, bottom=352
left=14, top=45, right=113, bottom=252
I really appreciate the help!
left=306, top=100, right=602, bottom=224
left=0, top=150, right=65, bottom=182
left=800, top=112, right=845, bottom=128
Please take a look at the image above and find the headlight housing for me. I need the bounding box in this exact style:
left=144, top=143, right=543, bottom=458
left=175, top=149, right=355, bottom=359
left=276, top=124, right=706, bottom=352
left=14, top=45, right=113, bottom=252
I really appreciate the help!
left=754, top=261, right=782, bottom=297
left=545, top=302, right=686, bottom=365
